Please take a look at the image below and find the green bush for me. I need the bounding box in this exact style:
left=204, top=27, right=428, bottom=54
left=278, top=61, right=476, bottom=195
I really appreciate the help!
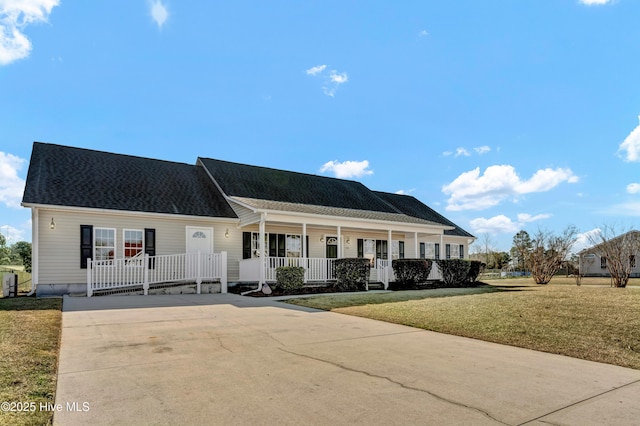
left=391, top=259, right=433, bottom=289
left=334, top=258, right=370, bottom=291
left=436, top=259, right=471, bottom=288
left=275, top=266, right=305, bottom=291
left=467, top=260, right=485, bottom=284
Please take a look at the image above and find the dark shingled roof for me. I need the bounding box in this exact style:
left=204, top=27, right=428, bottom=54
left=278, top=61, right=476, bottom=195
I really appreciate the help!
left=199, top=157, right=399, bottom=213
left=22, top=142, right=237, bottom=218
left=373, top=191, right=474, bottom=238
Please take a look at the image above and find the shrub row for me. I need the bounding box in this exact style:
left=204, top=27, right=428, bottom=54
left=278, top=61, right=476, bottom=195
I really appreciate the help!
left=435, top=259, right=484, bottom=287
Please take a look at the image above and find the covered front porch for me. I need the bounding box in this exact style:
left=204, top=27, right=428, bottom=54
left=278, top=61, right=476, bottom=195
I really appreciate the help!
left=234, top=209, right=452, bottom=289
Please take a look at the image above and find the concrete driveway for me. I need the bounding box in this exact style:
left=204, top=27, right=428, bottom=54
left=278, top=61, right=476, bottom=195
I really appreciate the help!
left=54, top=294, right=640, bottom=425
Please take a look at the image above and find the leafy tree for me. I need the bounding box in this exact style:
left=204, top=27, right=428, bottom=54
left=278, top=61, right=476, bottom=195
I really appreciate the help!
left=587, top=225, right=640, bottom=288
left=511, top=230, right=532, bottom=272
left=527, top=226, right=578, bottom=284
left=12, top=241, right=32, bottom=273
left=0, top=234, right=12, bottom=265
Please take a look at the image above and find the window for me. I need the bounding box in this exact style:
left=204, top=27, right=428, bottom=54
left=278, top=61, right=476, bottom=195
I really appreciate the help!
left=94, top=228, right=116, bottom=262
left=124, top=229, right=144, bottom=259
left=630, top=255, right=636, bottom=268
left=243, top=232, right=306, bottom=258
left=391, top=240, right=405, bottom=259
left=459, top=244, right=464, bottom=259
left=419, top=242, right=425, bottom=259
left=601, top=257, right=607, bottom=269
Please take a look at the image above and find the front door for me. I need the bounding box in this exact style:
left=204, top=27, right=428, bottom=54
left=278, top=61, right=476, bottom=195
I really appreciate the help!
left=186, top=227, right=214, bottom=278
left=326, top=236, right=338, bottom=280
left=186, top=227, right=214, bottom=255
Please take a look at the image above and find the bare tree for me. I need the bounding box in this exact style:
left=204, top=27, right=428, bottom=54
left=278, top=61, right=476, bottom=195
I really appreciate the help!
left=527, top=226, right=578, bottom=285
left=587, top=225, right=640, bottom=288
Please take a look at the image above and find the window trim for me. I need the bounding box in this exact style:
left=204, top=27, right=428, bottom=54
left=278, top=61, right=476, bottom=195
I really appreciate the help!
left=123, top=229, right=144, bottom=260
left=94, top=227, right=116, bottom=263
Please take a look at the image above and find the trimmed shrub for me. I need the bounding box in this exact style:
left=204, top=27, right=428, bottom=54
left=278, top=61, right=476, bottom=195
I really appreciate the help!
left=436, top=259, right=471, bottom=288
left=334, top=258, right=370, bottom=291
left=391, top=259, right=433, bottom=289
left=467, top=260, right=485, bottom=284
left=275, top=266, right=305, bottom=291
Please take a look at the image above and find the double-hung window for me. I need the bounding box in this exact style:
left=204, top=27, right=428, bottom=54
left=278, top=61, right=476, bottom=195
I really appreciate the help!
left=94, top=228, right=116, bottom=262
left=124, top=229, right=144, bottom=259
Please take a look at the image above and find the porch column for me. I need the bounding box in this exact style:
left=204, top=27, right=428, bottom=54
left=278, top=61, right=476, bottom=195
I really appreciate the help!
left=414, top=232, right=418, bottom=259
left=32, top=208, right=39, bottom=293
left=259, top=214, right=266, bottom=285
left=387, top=229, right=392, bottom=289
left=302, top=223, right=307, bottom=258
left=337, top=226, right=342, bottom=258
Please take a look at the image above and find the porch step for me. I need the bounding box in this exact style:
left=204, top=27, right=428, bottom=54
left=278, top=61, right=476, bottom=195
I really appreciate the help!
left=368, top=282, right=385, bottom=290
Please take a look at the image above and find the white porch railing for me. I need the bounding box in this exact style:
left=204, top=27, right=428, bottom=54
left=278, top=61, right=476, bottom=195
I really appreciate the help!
left=87, top=252, right=227, bottom=297
left=239, top=257, right=338, bottom=283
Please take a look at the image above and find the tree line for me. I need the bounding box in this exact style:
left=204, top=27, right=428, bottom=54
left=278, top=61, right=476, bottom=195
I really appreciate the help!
left=0, top=234, right=32, bottom=273
left=473, top=224, right=638, bottom=288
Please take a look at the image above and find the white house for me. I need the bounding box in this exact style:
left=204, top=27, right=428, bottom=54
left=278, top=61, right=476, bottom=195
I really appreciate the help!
left=22, top=142, right=475, bottom=296
left=578, top=230, right=640, bottom=278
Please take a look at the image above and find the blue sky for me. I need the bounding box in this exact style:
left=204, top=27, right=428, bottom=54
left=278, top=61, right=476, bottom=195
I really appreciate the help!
left=1, top=0, right=640, bottom=253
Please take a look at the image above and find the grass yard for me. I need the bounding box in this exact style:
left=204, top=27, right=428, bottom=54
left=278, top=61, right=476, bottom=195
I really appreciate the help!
left=0, top=297, right=62, bottom=426
left=286, top=280, right=640, bottom=370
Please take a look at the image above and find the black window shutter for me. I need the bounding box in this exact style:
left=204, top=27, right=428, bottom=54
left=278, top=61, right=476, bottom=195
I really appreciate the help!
left=399, top=241, right=405, bottom=259
left=459, top=244, right=464, bottom=259
left=306, top=235, right=309, bottom=258
left=420, top=243, right=425, bottom=259
left=80, top=225, right=93, bottom=269
left=242, top=232, right=251, bottom=259
left=269, top=234, right=277, bottom=257
left=277, top=234, right=286, bottom=257
left=145, top=228, right=156, bottom=269
left=357, top=239, right=364, bottom=258
left=435, top=243, right=440, bottom=260
left=446, top=244, right=451, bottom=259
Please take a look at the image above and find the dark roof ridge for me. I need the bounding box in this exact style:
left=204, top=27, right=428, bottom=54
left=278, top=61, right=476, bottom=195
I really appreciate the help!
left=198, top=156, right=363, bottom=185
left=33, top=141, right=193, bottom=167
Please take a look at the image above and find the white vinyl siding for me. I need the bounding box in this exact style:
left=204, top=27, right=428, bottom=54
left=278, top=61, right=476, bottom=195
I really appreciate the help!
left=35, top=208, right=239, bottom=285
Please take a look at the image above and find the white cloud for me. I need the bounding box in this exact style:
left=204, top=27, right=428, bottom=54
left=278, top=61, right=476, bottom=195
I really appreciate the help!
left=475, top=145, right=491, bottom=155
left=579, top=0, right=613, bottom=5
left=306, top=64, right=326, bottom=76
left=319, top=160, right=373, bottom=179
left=395, top=188, right=415, bottom=195
left=469, top=215, right=519, bottom=235
left=442, top=164, right=578, bottom=211
left=150, top=1, right=168, bottom=29
left=306, top=64, right=348, bottom=97
left=627, top=183, right=640, bottom=194
left=617, top=117, right=640, bottom=162
left=0, top=151, right=26, bottom=208
left=455, top=148, right=470, bottom=157
left=572, top=228, right=601, bottom=253
left=469, top=212, right=551, bottom=235
left=418, top=30, right=429, bottom=37
left=0, top=224, right=23, bottom=243
left=0, top=0, right=60, bottom=65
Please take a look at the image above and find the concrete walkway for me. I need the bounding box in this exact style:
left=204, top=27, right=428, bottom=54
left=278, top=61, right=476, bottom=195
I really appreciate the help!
left=54, top=294, right=640, bottom=425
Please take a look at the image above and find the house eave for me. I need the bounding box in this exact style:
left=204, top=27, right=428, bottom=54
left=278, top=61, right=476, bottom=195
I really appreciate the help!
left=21, top=202, right=239, bottom=223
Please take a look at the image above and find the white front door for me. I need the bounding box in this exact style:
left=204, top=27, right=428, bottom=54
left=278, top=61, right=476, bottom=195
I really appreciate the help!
left=186, top=227, right=214, bottom=255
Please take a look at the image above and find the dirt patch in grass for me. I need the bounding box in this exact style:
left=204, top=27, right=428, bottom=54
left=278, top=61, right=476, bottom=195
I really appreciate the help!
left=0, top=297, right=62, bottom=426
left=287, top=284, right=640, bottom=370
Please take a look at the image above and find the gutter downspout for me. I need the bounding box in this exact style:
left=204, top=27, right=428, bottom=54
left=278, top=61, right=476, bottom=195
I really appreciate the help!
left=241, top=213, right=267, bottom=295
left=26, top=207, right=38, bottom=296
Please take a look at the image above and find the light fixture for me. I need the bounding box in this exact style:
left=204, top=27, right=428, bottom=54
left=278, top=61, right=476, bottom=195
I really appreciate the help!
left=346, top=237, right=351, bottom=245
left=320, top=236, right=325, bottom=243
left=50, top=218, right=56, bottom=230
left=224, top=228, right=230, bottom=238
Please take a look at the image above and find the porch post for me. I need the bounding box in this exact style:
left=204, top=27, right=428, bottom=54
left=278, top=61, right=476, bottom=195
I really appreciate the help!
left=387, top=229, right=392, bottom=289
left=302, top=223, right=307, bottom=283
left=337, top=226, right=342, bottom=258
left=259, top=214, right=266, bottom=286
left=414, top=232, right=418, bottom=258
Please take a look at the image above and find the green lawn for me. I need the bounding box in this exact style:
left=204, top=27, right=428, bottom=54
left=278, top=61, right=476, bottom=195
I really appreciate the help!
left=0, top=297, right=62, bottom=426
left=286, top=281, right=640, bottom=370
